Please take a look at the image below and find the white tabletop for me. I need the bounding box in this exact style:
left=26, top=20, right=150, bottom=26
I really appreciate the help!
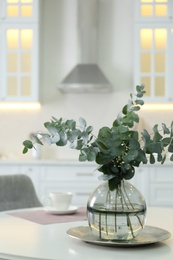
left=0, top=207, right=173, bottom=260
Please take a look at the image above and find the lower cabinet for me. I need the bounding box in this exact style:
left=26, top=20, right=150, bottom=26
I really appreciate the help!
left=132, top=164, right=173, bottom=207
left=0, top=161, right=173, bottom=207
left=0, top=161, right=100, bottom=206
left=38, top=163, right=100, bottom=206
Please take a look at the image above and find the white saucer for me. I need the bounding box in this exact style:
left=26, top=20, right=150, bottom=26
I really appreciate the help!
left=44, top=205, right=78, bottom=215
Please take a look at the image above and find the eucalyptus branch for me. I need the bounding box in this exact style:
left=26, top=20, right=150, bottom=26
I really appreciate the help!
left=22, top=84, right=173, bottom=191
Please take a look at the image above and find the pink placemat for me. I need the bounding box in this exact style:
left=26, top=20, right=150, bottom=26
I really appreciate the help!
left=8, top=207, right=87, bottom=225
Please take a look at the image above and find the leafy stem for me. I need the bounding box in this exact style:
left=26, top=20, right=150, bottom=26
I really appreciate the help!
left=22, top=84, right=173, bottom=190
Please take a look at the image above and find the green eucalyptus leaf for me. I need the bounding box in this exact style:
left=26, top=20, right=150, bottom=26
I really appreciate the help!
left=153, top=124, right=158, bottom=133
left=122, top=105, right=128, bottom=115
left=79, top=153, right=87, bottom=161
left=98, top=174, right=115, bottom=181
left=157, top=153, right=162, bottom=162
left=153, top=132, right=162, bottom=143
left=171, top=121, right=173, bottom=137
left=118, top=125, right=129, bottom=134
left=32, top=135, right=43, bottom=145
left=22, top=146, right=28, bottom=154
left=150, top=154, right=155, bottom=164
left=44, top=123, right=58, bottom=135
left=23, top=140, right=33, bottom=149
left=131, top=106, right=140, bottom=111
left=39, top=133, right=52, bottom=145
left=79, top=117, right=87, bottom=129
left=122, top=168, right=135, bottom=180
left=86, top=126, right=93, bottom=134
left=108, top=178, right=120, bottom=191
left=170, top=154, right=173, bottom=161
left=123, top=149, right=138, bottom=162
left=162, top=137, right=171, bottom=147
left=162, top=123, right=170, bottom=134
left=161, top=154, right=166, bottom=164
left=56, top=132, right=67, bottom=146
left=135, top=99, right=144, bottom=106
left=168, top=142, right=173, bottom=153
left=51, top=133, right=60, bottom=143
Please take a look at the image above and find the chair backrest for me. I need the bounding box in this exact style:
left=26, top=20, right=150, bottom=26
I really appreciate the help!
left=0, top=174, right=42, bottom=211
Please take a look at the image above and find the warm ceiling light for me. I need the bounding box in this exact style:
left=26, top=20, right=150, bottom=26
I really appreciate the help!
left=142, top=103, right=173, bottom=110
left=0, top=102, right=41, bottom=110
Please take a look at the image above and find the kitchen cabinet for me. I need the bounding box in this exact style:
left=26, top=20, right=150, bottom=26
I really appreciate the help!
left=134, top=0, right=173, bottom=102
left=132, top=163, right=173, bottom=207
left=0, top=0, right=39, bottom=102
left=0, top=160, right=173, bottom=207
left=0, top=161, right=99, bottom=206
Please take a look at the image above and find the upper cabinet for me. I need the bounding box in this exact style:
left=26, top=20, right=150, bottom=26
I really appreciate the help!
left=0, top=0, right=39, bottom=102
left=134, top=0, right=173, bottom=102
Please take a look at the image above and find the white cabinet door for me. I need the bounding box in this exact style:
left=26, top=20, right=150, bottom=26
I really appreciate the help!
left=149, top=165, right=173, bottom=207
left=39, top=163, right=100, bottom=206
left=0, top=0, right=39, bottom=102
left=132, top=164, right=173, bottom=207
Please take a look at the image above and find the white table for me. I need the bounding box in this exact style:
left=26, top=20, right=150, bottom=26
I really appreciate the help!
left=0, top=207, right=173, bottom=260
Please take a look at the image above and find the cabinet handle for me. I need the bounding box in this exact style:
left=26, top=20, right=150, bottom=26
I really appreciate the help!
left=76, top=173, right=94, bottom=176
left=76, top=192, right=90, bottom=196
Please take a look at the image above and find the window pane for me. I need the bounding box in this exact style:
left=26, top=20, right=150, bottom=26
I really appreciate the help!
left=21, top=6, right=32, bottom=16
left=155, top=77, right=165, bottom=96
left=21, top=77, right=31, bottom=96
left=141, top=5, right=153, bottom=16
left=7, top=29, right=19, bottom=49
left=7, top=6, right=18, bottom=16
left=141, top=53, right=151, bottom=72
left=155, top=5, right=167, bottom=16
left=21, top=53, right=31, bottom=72
left=154, top=29, right=166, bottom=49
left=155, top=53, right=165, bottom=72
left=7, top=53, right=18, bottom=72
left=141, top=77, right=151, bottom=96
left=21, top=29, right=33, bottom=49
left=7, top=77, right=18, bottom=96
left=140, top=29, right=153, bottom=49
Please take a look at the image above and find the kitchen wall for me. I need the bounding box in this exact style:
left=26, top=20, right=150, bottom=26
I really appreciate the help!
left=0, top=0, right=172, bottom=161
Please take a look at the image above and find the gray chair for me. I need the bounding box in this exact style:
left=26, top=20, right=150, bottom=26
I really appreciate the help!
left=0, top=174, right=42, bottom=211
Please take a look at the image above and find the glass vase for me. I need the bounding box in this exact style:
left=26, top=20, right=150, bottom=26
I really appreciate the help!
left=87, top=180, right=147, bottom=241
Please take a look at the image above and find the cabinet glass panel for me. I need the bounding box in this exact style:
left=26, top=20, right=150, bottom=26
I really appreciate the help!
left=21, top=76, right=31, bottom=96
left=140, top=29, right=152, bottom=49
left=21, top=29, right=32, bottom=49
left=7, top=77, right=18, bottom=96
left=6, top=28, right=33, bottom=98
left=7, top=29, right=18, bottom=49
left=155, top=77, right=165, bottom=95
left=139, top=27, right=166, bottom=98
left=141, top=53, right=151, bottom=72
left=21, top=53, right=31, bottom=72
left=154, top=28, right=166, bottom=49
left=7, top=53, right=18, bottom=72
left=155, top=53, right=165, bottom=72
left=140, top=0, right=168, bottom=17
left=6, top=0, right=33, bottom=18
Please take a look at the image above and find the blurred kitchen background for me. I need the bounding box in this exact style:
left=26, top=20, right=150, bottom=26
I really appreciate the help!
left=0, top=0, right=172, bottom=161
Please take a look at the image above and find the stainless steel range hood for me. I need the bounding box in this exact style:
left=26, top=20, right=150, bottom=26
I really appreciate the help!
left=59, top=64, right=112, bottom=93
left=58, top=0, right=113, bottom=93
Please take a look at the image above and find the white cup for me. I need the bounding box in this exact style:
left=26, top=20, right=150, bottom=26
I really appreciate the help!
left=43, top=192, right=72, bottom=211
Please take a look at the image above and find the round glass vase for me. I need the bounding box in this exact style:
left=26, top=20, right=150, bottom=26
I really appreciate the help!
left=87, top=180, right=147, bottom=241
